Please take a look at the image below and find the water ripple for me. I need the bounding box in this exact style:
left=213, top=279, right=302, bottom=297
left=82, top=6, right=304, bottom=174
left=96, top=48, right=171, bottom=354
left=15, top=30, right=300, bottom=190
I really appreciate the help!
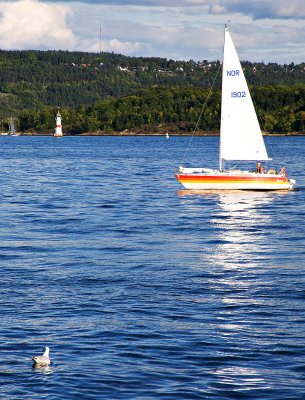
left=0, top=136, right=305, bottom=399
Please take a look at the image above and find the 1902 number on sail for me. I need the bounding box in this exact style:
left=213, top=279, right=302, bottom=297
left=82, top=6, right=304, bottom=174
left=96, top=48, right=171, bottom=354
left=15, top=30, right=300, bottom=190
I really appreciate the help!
left=231, top=91, right=246, bottom=98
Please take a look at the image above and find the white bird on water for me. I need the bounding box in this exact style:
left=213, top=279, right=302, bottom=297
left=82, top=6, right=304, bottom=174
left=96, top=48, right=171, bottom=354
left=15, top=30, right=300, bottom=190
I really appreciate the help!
left=32, top=347, right=51, bottom=366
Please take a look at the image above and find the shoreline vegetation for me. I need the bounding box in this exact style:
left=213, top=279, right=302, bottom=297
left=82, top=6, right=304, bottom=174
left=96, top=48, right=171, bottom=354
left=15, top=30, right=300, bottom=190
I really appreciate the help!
left=16, top=129, right=305, bottom=137
left=0, top=50, right=305, bottom=135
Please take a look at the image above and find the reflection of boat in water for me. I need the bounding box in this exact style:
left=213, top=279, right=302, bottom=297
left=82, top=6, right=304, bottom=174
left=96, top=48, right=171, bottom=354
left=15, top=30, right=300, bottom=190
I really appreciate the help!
left=216, top=190, right=276, bottom=214
left=175, top=25, right=295, bottom=190
left=177, top=189, right=285, bottom=267
left=165, top=132, right=170, bottom=139
left=177, top=189, right=282, bottom=217
left=177, top=189, right=291, bottom=205
left=177, top=189, right=286, bottom=215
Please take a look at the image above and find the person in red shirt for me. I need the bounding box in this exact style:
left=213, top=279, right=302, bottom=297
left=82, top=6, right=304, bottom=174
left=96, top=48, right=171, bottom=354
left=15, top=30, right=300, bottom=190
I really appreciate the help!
left=256, top=162, right=264, bottom=173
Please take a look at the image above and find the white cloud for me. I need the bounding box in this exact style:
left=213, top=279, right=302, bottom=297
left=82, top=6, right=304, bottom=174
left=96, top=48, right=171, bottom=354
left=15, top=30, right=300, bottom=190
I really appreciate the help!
left=84, top=37, right=143, bottom=54
left=209, top=0, right=305, bottom=19
left=0, top=0, right=304, bottom=63
left=0, top=0, right=76, bottom=49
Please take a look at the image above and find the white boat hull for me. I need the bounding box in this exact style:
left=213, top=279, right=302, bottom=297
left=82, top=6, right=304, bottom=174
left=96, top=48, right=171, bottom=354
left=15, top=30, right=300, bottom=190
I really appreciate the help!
left=175, top=169, right=295, bottom=191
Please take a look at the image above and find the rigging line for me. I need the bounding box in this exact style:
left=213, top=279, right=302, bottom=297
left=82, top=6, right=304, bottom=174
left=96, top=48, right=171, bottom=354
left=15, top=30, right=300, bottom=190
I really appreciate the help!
left=178, top=62, right=222, bottom=168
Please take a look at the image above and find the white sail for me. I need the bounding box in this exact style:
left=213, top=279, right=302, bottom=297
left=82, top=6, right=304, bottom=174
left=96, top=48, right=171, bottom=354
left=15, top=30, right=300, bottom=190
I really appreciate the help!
left=219, top=27, right=270, bottom=169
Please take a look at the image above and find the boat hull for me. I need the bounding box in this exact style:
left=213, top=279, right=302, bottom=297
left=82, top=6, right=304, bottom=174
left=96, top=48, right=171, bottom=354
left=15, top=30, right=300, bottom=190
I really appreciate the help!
left=175, top=171, right=294, bottom=190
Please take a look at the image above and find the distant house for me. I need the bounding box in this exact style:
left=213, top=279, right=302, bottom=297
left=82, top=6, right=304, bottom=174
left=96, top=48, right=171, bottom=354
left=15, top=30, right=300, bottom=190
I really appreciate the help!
left=117, top=66, right=129, bottom=71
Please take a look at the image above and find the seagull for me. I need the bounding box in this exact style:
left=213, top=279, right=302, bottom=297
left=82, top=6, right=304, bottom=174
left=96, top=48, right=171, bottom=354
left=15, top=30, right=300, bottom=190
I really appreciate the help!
left=32, top=347, right=51, bottom=366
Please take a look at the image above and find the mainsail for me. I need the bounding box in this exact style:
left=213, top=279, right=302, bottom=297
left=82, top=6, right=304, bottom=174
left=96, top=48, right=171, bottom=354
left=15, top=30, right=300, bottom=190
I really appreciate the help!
left=219, top=27, right=270, bottom=170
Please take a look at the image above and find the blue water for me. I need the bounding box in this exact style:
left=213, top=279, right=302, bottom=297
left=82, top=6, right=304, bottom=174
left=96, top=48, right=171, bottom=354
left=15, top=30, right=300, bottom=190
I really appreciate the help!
left=0, top=135, right=305, bottom=399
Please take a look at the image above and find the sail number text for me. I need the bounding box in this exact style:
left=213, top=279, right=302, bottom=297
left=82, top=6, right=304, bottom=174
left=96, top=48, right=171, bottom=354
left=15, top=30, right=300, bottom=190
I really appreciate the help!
left=227, top=71, right=246, bottom=97
left=227, top=70, right=240, bottom=76
left=231, top=91, right=246, bottom=98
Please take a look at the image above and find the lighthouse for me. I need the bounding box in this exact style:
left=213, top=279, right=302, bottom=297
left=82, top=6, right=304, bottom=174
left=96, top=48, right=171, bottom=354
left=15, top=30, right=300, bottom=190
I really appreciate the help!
left=54, top=110, right=63, bottom=137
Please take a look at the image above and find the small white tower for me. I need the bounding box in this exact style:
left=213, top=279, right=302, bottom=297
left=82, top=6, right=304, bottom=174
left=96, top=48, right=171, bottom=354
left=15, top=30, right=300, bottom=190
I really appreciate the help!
left=54, top=110, right=63, bottom=137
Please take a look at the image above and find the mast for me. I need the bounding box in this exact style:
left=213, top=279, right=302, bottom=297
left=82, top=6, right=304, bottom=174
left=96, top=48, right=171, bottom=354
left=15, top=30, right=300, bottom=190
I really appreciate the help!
left=219, top=24, right=227, bottom=171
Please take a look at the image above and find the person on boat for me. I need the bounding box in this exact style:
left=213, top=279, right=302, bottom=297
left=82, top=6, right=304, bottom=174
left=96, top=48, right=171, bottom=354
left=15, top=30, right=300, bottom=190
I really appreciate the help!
left=256, top=162, right=264, bottom=174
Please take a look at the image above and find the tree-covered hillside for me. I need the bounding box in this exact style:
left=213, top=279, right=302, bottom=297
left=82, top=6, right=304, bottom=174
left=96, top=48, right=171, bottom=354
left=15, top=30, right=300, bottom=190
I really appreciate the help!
left=0, top=49, right=305, bottom=134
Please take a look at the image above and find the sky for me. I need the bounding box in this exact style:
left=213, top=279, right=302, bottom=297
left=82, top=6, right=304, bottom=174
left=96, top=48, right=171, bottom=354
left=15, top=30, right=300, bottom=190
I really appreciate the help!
left=0, top=0, right=304, bottom=64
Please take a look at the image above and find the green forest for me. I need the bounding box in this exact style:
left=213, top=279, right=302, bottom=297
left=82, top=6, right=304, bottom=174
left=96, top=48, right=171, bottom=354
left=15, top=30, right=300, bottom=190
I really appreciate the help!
left=0, top=49, right=305, bottom=134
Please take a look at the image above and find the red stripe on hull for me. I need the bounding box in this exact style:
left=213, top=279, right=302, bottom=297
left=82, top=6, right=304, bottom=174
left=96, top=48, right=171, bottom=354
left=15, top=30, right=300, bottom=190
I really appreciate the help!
left=176, top=174, right=288, bottom=183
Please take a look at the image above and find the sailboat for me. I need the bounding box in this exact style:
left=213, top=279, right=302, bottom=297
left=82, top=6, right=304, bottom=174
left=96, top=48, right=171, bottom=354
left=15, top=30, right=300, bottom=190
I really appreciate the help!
left=175, top=25, right=295, bottom=190
left=9, top=116, right=18, bottom=136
